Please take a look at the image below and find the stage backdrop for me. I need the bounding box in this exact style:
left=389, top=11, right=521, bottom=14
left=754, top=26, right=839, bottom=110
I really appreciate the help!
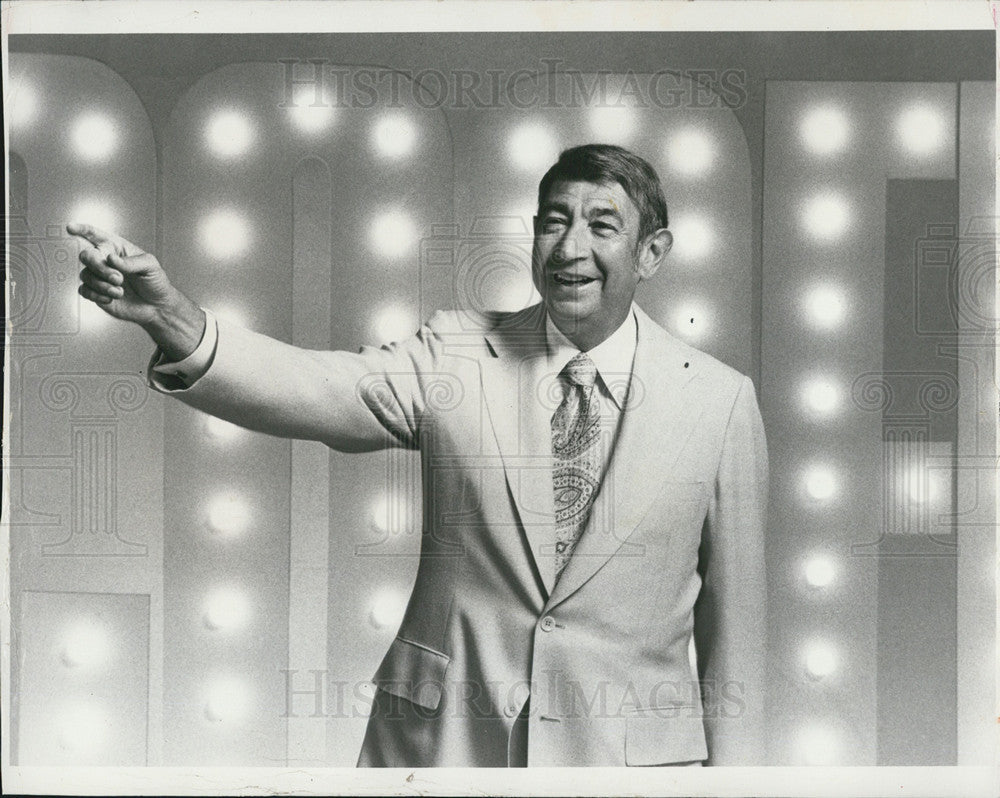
left=6, top=49, right=994, bottom=768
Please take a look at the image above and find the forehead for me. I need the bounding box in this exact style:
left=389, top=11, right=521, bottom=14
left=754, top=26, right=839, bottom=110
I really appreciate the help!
left=539, top=180, right=637, bottom=217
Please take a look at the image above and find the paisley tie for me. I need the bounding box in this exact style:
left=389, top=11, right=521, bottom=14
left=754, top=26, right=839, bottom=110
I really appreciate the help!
left=550, top=352, right=602, bottom=581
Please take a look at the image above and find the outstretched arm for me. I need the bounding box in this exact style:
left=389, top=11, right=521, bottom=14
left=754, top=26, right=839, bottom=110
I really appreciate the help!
left=68, top=223, right=441, bottom=452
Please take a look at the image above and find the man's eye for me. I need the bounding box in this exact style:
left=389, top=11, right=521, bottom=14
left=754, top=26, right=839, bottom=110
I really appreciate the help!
left=542, top=217, right=567, bottom=230
left=591, top=222, right=617, bottom=235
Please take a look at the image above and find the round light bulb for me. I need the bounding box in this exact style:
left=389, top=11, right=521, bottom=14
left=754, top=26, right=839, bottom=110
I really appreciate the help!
left=203, top=586, right=251, bottom=632
left=804, top=640, right=838, bottom=679
left=507, top=122, right=559, bottom=172
left=802, top=377, right=840, bottom=415
left=288, top=84, right=334, bottom=133
left=204, top=677, right=250, bottom=723
left=802, top=193, right=850, bottom=240
left=373, top=113, right=416, bottom=158
left=60, top=619, right=110, bottom=668
left=666, top=128, right=715, bottom=176
left=800, top=106, right=849, bottom=155
left=804, top=465, right=837, bottom=501
left=898, top=105, right=946, bottom=155
left=803, top=284, right=846, bottom=329
left=206, top=493, right=251, bottom=537
left=671, top=214, right=714, bottom=261
left=371, top=303, right=417, bottom=345
left=71, top=113, right=118, bottom=162
left=803, top=556, right=836, bottom=589
left=200, top=209, right=251, bottom=261
left=206, top=111, right=253, bottom=158
left=369, top=588, right=408, bottom=629
left=369, top=210, right=417, bottom=259
left=588, top=105, right=636, bottom=145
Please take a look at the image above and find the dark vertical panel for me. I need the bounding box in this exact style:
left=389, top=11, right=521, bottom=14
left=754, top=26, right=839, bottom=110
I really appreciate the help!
left=877, top=179, right=958, bottom=764
left=876, top=535, right=957, bottom=764
left=883, top=179, right=958, bottom=441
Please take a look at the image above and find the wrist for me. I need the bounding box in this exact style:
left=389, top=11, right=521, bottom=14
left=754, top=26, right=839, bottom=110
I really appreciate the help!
left=142, top=288, right=206, bottom=361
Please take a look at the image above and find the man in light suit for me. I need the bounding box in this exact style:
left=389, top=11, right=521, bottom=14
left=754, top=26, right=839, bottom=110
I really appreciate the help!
left=71, top=144, right=767, bottom=767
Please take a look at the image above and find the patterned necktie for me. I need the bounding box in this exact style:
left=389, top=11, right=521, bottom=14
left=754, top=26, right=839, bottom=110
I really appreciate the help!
left=550, top=352, right=602, bottom=581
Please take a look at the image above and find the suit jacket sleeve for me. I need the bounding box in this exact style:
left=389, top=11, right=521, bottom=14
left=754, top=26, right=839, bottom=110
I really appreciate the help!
left=147, top=312, right=450, bottom=452
left=693, top=374, right=768, bottom=765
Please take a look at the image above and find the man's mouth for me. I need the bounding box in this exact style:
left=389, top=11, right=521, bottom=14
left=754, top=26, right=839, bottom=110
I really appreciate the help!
left=551, top=273, right=598, bottom=286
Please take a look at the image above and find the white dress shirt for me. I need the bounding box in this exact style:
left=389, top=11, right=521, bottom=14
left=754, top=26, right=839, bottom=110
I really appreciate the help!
left=542, top=306, right=638, bottom=436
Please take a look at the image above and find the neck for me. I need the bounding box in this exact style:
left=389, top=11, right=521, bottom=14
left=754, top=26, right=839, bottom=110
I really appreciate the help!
left=550, top=308, right=630, bottom=352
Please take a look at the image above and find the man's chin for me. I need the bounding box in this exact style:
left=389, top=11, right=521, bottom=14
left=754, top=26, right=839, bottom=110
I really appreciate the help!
left=543, top=296, right=593, bottom=324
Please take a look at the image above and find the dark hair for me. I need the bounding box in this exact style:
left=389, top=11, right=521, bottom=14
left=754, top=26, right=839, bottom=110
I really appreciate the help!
left=537, top=144, right=669, bottom=242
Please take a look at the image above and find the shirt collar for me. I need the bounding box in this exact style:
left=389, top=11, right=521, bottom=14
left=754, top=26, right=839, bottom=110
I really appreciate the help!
left=545, top=306, right=638, bottom=410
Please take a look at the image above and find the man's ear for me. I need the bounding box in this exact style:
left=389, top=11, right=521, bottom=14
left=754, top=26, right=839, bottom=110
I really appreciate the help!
left=637, top=228, right=672, bottom=280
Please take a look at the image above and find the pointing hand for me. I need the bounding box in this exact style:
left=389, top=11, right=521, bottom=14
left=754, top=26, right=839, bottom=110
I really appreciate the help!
left=67, top=222, right=175, bottom=327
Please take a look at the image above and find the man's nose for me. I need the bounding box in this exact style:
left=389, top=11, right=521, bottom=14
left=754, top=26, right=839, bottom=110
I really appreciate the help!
left=551, top=222, right=587, bottom=266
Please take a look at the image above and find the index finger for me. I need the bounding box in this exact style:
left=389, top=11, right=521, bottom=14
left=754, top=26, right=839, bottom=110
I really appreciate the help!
left=66, top=222, right=115, bottom=249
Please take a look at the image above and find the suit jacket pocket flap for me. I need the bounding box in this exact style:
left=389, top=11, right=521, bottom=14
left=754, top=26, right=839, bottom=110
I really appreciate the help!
left=625, top=706, right=708, bottom=766
left=372, top=636, right=451, bottom=711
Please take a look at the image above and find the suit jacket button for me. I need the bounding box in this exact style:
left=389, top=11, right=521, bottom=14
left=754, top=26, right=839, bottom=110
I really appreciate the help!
left=540, top=615, right=556, bottom=632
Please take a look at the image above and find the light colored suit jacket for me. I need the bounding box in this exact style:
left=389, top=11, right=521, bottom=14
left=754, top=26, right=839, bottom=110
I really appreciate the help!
left=153, top=302, right=768, bottom=767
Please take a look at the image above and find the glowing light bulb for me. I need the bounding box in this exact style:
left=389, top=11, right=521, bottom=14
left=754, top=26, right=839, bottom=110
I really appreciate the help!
left=587, top=105, right=635, bottom=145
left=803, top=556, right=836, bottom=589
left=371, top=303, right=417, bottom=345
left=674, top=302, right=710, bottom=340
left=206, top=493, right=251, bottom=537
left=212, top=304, right=248, bottom=329
left=373, top=113, right=416, bottom=157
left=507, top=122, right=559, bottom=171
left=671, top=214, right=714, bottom=261
left=288, top=84, right=334, bottom=133
left=200, top=209, right=251, bottom=260
left=369, top=588, right=408, bottom=629
left=800, top=106, right=849, bottom=155
left=798, top=724, right=839, bottom=765
left=803, top=284, right=846, bottom=329
left=667, top=128, right=715, bottom=176
left=804, top=465, right=837, bottom=501
left=71, top=113, right=117, bottom=162
left=204, top=415, right=244, bottom=441
left=10, top=81, right=37, bottom=127
left=494, top=271, right=540, bottom=313
left=204, top=677, right=250, bottom=723
left=369, top=210, right=417, bottom=258
left=60, top=619, right=110, bottom=668
left=56, top=702, right=107, bottom=755
left=905, top=466, right=940, bottom=505
left=206, top=110, right=253, bottom=157
left=898, top=105, right=946, bottom=155
left=802, top=377, right=840, bottom=415
left=802, top=193, right=850, bottom=240
left=203, top=586, right=252, bottom=631
left=69, top=199, right=118, bottom=234
left=803, top=640, right=838, bottom=679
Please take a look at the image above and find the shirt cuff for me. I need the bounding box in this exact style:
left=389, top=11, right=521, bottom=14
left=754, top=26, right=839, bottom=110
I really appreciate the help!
left=147, top=308, right=218, bottom=392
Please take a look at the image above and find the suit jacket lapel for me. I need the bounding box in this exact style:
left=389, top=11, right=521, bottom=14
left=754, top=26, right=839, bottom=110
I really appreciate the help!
left=545, top=306, right=699, bottom=610
left=479, top=305, right=558, bottom=598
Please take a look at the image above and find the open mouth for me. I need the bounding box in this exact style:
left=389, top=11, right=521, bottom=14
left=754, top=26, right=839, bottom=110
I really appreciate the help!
left=552, top=273, right=597, bottom=286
